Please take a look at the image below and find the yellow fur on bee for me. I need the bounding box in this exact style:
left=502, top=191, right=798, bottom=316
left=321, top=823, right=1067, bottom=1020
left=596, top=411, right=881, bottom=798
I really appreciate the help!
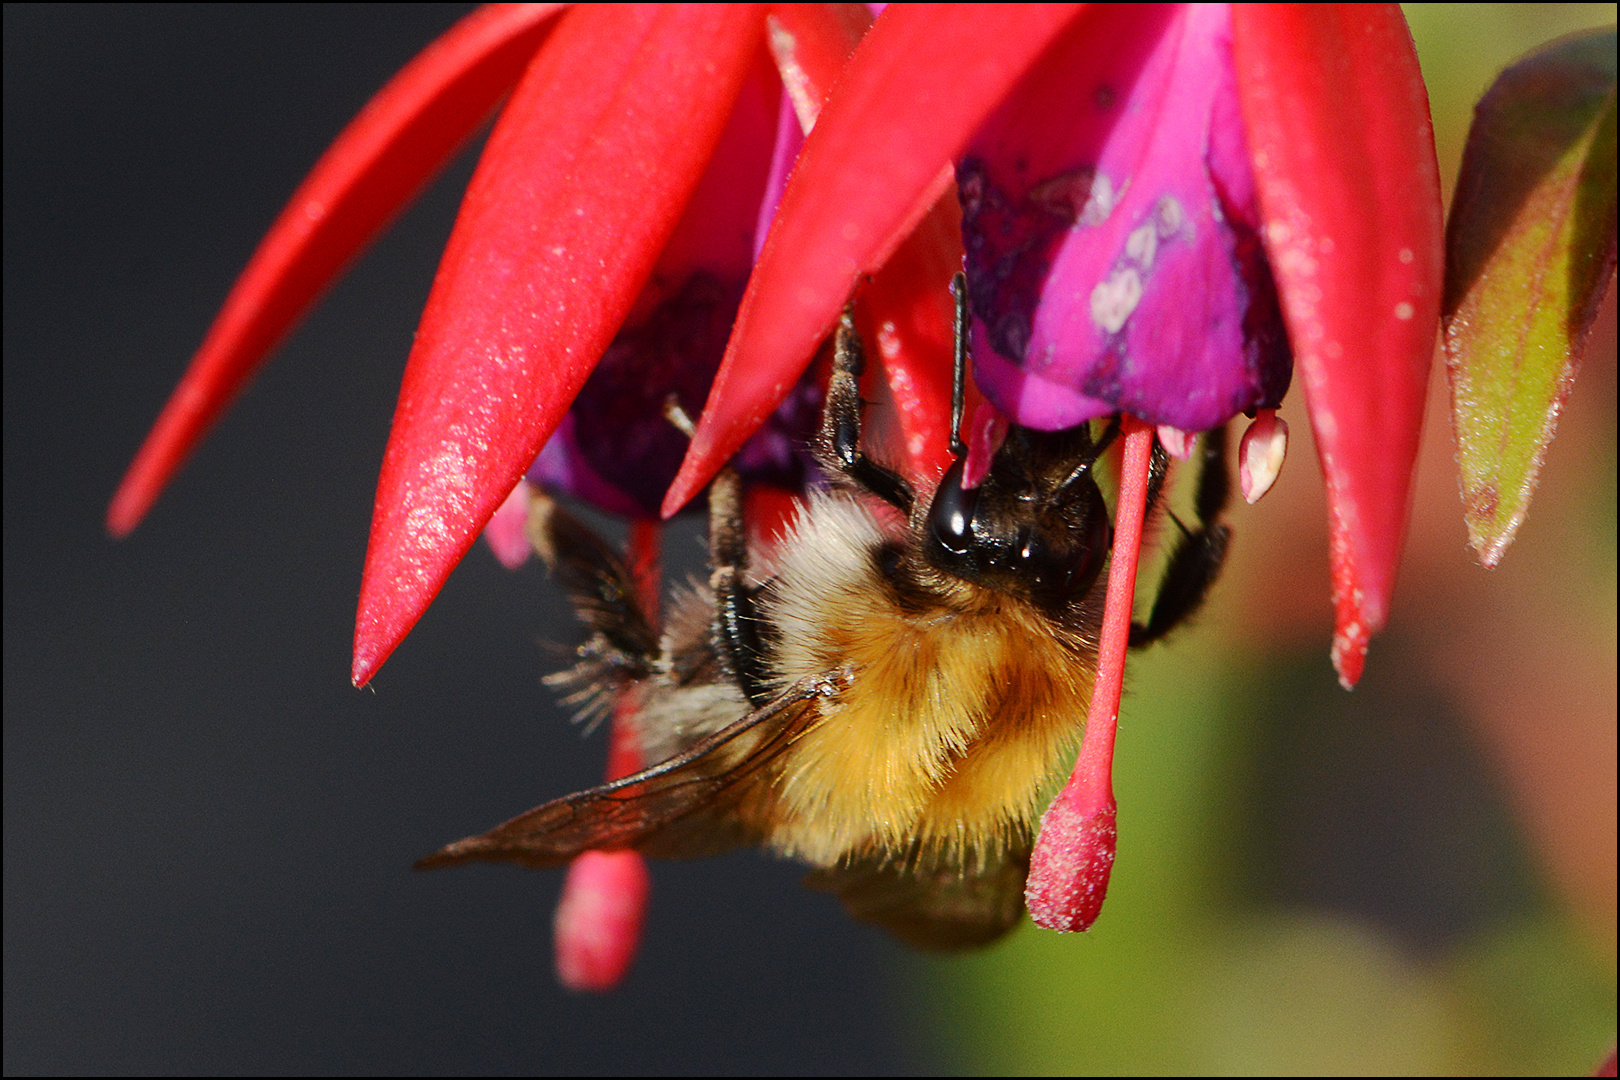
left=757, top=493, right=1097, bottom=870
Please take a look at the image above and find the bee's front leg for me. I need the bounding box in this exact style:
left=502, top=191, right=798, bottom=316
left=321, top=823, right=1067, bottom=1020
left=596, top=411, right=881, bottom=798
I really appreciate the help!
left=819, top=305, right=914, bottom=516
left=707, top=467, right=774, bottom=707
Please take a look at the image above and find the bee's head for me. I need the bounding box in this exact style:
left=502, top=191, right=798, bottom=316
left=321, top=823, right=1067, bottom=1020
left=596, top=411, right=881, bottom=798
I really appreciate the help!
left=921, top=424, right=1113, bottom=612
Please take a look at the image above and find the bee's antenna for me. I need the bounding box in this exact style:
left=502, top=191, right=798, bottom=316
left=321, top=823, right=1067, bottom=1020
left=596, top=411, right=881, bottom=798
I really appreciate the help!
left=949, top=271, right=968, bottom=459
left=1053, top=416, right=1122, bottom=496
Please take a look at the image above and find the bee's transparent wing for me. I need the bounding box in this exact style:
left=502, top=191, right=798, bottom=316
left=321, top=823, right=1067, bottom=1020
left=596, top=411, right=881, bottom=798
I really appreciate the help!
left=416, top=675, right=838, bottom=871
left=805, top=845, right=1032, bottom=950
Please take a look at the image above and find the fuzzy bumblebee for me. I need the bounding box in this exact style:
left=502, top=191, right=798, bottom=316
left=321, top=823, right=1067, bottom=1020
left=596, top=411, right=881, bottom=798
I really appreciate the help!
left=420, top=276, right=1230, bottom=948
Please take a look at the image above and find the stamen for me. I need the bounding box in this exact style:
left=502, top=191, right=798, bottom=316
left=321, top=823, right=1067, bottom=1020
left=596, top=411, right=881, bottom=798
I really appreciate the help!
left=1025, top=415, right=1154, bottom=931
left=553, top=520, right=661, bottom=990
left=1238, top=408, right=1288, bottom=503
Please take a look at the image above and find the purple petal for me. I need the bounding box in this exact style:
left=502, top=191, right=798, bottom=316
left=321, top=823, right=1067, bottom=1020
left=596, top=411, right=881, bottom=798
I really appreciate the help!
left=960, top=3, right=1290, bottom=432
left=527, top=414, right=648, bottom=519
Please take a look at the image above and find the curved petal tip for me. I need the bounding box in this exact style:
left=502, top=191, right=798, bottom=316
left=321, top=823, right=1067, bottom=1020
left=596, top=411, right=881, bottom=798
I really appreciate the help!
left=351, top=5, right=766, bottom=684
left=1233, top=5, right=1443, bottom=686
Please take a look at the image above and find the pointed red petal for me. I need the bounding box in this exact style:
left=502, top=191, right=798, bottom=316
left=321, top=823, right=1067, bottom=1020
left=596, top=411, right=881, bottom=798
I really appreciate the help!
left=775, top=3, right=963, bottom=490
left=661, top=4, right=1085, bottom=516
left=352, top=5, right=766, bottom=686
left=106, top=4, right=564, bottom=537
left=1232, top=5, right=1443, bottom=688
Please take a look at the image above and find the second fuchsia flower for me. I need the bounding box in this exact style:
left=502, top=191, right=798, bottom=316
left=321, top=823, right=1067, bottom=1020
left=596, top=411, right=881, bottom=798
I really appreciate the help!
left=109, top=4, right=1443, bottom=971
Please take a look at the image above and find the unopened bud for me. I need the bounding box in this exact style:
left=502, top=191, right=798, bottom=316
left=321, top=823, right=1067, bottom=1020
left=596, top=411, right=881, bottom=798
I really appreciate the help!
left=1238, top=409, right=1288, bottom=503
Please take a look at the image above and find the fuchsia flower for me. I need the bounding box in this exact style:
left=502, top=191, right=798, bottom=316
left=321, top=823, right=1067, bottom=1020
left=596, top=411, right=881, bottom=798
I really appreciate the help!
left=663, top=2, right=1440, bottom=930
left=109, top=4, right=1442, bottom=971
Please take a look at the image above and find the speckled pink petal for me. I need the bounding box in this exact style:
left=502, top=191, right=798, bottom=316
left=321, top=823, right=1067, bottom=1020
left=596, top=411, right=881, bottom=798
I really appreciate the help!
left=961, top=3, right=1290, bottom=433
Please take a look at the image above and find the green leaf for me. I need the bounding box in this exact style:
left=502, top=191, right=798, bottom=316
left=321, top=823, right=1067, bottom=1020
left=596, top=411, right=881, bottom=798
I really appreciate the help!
left=1443, top=27, right=1617, bottom=568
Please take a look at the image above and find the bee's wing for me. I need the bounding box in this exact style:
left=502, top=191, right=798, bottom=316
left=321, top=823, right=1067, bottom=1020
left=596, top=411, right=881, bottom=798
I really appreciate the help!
left=416, top=673, right=843, bottom=871
left=805, top=844, right=1032, bottom=950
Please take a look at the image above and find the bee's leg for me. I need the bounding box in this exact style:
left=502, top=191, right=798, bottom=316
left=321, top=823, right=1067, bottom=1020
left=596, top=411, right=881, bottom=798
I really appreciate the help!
left=1129, top=425, right=1232, bottom=647
left=660, top=392, right=774, bottom=706
left=708, top=466, right=775, bottom=707
left=819, top=305, right=915, bottom=515
left=526, top=490, right=659, bottom=681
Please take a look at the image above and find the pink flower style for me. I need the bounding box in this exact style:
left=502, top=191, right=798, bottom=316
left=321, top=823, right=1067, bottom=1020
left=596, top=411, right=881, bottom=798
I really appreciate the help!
left=110, top=4, right=1442, bottom=987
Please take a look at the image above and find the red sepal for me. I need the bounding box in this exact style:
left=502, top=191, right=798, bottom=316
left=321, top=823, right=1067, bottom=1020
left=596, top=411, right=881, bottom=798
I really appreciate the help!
left=774, top=3, right=964, bottom=490
left=352, top=5, right=766, bottom=686
left=662, top=4, right=1085, bottom=516
left=107, top=4, right=564, bottom=537
left=1232, top=5, right=1443, bottom=688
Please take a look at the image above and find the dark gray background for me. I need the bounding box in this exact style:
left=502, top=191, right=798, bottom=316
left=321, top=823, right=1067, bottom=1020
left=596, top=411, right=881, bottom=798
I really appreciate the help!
left=5, top=6, right=924, bottom=1073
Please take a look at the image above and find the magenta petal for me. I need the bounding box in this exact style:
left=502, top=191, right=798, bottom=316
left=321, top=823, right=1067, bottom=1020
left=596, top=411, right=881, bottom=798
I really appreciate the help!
left=527, top=415, right=648, bottom=520
left=752, top=91, right=805, bottom=262
left=961, top=3, right=1289, bottom=431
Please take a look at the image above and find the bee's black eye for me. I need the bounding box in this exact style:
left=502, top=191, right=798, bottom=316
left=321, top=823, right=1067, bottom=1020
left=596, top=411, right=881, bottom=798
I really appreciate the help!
left=928, top=458, right=978, bottom=555
left=1020, top=484, right=1111, bottom=607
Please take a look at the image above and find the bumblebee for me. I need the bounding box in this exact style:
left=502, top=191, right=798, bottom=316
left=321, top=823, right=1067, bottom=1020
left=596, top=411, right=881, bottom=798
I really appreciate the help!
left=419, top=275, right=1230, bottom=948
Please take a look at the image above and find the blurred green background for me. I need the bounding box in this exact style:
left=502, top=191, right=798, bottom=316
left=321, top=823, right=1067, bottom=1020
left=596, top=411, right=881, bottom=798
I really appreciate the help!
left=907, top=5, right=1618, bottom=1074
